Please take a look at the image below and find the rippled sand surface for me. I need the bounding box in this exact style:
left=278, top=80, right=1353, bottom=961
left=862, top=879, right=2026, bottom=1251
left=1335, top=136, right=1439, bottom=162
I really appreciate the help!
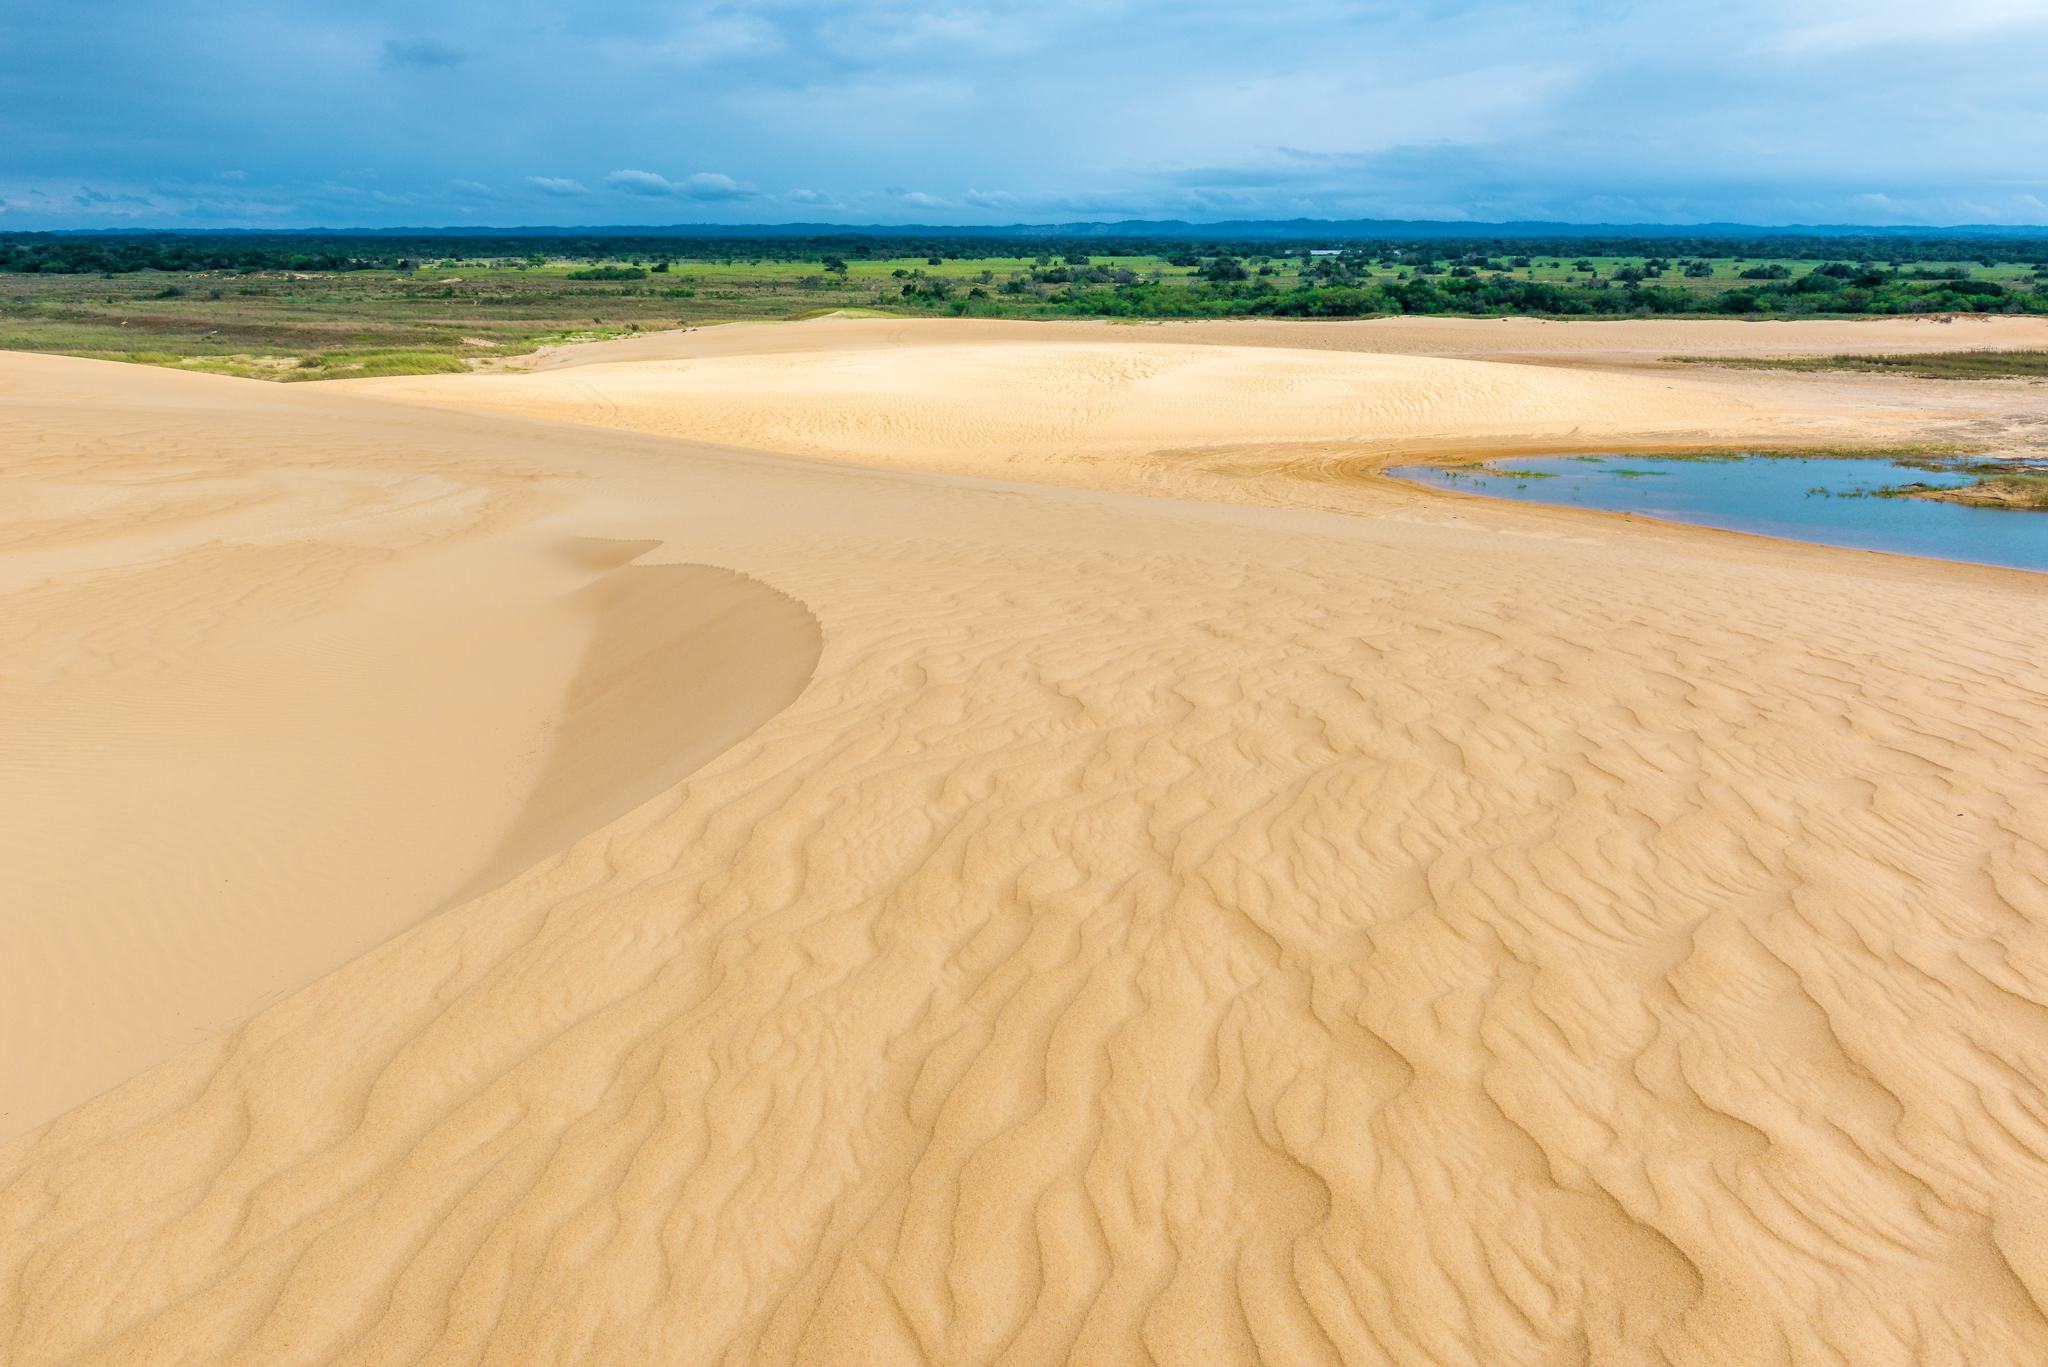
left=4, top=320, right=2047, bottom=1365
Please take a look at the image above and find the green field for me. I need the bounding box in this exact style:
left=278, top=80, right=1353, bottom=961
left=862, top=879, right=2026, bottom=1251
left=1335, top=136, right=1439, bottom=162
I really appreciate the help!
left=3, top=242, right=2044, bottom=380
left=0, top=267, right=707, bottom=379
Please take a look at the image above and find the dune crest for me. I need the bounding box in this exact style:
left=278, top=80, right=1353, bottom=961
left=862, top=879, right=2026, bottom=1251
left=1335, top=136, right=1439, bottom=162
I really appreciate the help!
left=5, top=334, right=2048, bottom=1365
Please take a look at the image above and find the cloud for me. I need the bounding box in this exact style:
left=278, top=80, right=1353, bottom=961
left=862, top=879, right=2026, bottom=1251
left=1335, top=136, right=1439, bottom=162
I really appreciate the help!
left=526, top=176, right=588, bottom=196
left=0, top=178, right=303, bottom=224
left=1771, top=0, right=2047, bottom=52
left=604, top=169, right=756, bottom=200
left=679, top=172, right=755, bottom=200
left=382, top=38, right=464, bottom=69
left=314, top=182, right=419, bottom=207
left=783, top=187, right=846, bottom=211
left=451, top=178, right=495, bottom=198
left=73, top=186, right=155, bottom=208
left=606, top=168, right=680, bottom=196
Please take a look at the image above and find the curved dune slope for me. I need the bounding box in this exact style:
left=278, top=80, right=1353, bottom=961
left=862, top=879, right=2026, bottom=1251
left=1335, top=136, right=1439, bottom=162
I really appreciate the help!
left=0, top=354, right=820, bottom=1132
left=5, top=336, right=2048, bottom=1366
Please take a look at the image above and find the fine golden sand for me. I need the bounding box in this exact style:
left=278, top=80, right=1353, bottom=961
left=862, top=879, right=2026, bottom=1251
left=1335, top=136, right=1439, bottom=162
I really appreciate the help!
left=4, top=317, right=2048, bottom=1365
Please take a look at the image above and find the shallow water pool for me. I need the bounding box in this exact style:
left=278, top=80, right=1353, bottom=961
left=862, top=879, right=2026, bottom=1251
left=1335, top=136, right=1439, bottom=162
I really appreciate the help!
left=1389, top=455, right=2048, bottom=574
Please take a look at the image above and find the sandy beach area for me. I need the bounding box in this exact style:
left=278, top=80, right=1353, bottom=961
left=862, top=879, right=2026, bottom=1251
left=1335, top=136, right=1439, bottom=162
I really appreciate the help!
left=5, top=316, right=2048, bottom=1365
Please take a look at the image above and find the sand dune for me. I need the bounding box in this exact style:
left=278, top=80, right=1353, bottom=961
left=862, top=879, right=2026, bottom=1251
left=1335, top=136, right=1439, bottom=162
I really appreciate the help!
left=510, top=312, right=2048, bottom=369
left=5, top=325, right=2048, bottom=1365
left=372, top=316, right=2048, bottom=493
left=0, top=355, right=820, bottom=1131
left=374, top=341, right=1772, bottom=475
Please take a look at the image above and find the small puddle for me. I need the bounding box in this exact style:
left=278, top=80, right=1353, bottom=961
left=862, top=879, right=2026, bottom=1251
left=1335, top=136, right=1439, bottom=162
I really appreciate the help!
left=1391, top=454, right=2048, bottom=574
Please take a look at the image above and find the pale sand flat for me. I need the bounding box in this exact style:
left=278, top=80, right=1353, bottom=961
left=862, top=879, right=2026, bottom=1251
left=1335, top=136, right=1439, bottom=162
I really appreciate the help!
left=3, top=324, right=2047, bottom=1365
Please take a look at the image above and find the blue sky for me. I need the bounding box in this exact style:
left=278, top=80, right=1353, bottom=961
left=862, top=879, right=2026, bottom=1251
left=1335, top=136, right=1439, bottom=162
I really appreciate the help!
left=4, top=0, right=2045, bottom=229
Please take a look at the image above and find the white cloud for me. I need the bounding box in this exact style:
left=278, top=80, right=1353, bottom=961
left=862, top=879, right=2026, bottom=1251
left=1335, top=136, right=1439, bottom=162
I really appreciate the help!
left=603, top=169, right=757, bottom=200
left=784, top=187, right=847, bottom=211
left=606, top=168, right=679, bottom=196
left=526, top=175, right=588, bottom=196
left=1772, top=0, right=2048, bottom=52
left=679, top=172, right=755, bottom=200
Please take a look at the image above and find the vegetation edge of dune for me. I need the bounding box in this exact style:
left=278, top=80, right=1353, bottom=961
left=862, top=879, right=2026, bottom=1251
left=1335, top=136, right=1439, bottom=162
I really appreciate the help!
left=1672, top=349, right=2048, bottom=380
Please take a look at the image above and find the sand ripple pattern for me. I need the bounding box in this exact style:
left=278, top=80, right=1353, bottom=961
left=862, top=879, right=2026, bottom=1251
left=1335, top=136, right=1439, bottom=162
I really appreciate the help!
left=5, top=345, right=2048, bottom=1365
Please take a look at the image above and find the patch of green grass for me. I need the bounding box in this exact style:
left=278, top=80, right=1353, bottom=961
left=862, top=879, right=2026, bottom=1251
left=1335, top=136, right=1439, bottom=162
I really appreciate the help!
left=1974, top=473, right=2048, bottom=507
left=1643, top=443, right=1974, bottom=462
left=1672, top=350, right=2048, bottom=380
left=290, top=350, right=470, bottom=379
left=1896, top=472, right=2048, bottom=509
left=47, top=345, right=467, bottom=381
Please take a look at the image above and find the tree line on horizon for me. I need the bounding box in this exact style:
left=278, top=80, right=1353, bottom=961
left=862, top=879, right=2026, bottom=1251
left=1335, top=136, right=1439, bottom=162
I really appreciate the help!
left=3, top=232, right=2042, bottom=321
left=5, top=231, right=2048, bottom=276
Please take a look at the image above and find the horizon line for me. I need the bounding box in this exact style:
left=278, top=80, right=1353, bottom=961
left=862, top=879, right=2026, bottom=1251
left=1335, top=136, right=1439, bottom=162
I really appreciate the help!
left=10, top=216, right=2048, bottom=239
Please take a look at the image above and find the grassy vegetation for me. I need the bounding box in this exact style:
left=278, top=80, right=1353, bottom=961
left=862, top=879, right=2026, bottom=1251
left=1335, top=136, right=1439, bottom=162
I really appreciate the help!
left=1531, top=446, right=2048, bottom=510
left=1642, top=446, right=2048, bottom=506
left=1956, top=473, right=2048, bottom=508
left=1675, top=350, right=2048, bottom=380
left=0, top=267, right=717, bottom=378
left=1877, top=474, right=2048, bottom=509
left=1434, top=446, right=2048, bottom=512
left=1, top=233, right=2044, bottom=380
left=1626, top=443, right=1976, bottom=462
